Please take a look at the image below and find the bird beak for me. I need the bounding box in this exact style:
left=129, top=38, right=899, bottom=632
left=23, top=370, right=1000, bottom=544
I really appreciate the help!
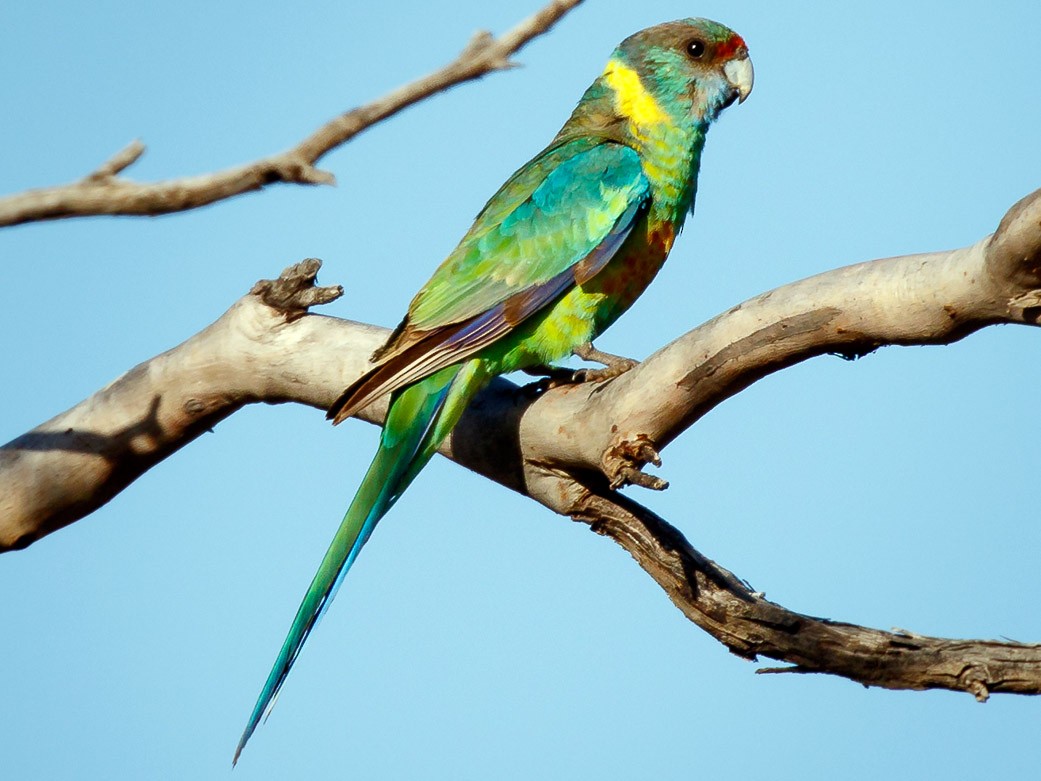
left=723, top=57, right=754, bottom=104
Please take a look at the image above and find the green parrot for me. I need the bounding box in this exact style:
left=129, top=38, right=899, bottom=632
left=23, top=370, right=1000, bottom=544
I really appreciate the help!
left=235, top=17, right=752, bottom=763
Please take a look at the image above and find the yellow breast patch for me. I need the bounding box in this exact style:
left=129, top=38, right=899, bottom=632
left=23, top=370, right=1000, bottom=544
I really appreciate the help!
left=602, top=59, right=669, bottom=128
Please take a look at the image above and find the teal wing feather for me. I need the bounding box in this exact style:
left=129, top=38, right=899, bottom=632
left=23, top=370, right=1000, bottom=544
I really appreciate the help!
left=407, top=139, right=650, bottom=330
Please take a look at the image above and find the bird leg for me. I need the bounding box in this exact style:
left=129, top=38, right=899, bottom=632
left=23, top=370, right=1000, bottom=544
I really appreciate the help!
left=572, top=342, right=638, bottom=383
left=521, top=344, right=638, bottom=394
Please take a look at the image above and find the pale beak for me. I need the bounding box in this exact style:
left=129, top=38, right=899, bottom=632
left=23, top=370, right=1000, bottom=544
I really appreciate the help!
left=723, top=57, right=754, bottom=104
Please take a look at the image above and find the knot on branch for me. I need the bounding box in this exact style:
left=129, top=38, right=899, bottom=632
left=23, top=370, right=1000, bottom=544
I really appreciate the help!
left=987, top=187, right=1041, bottom=293
left=603, top=435, right=668, bottom=491
left=250, top=259, right=343, bottom=321
left=960, top=667, right=992, bottom=703
left=1007, top=290, right=1041, bottom=323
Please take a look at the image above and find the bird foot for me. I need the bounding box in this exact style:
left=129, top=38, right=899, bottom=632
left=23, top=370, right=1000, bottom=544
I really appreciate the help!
left=572, top=361, right=637, bottom=383
left=572, top=343, right=638, bottom=384
left=603, top=435, right=669, bottom=491
left=521, top=344, right=638, bottom=395
left=521, top=364, right=581, bottom=395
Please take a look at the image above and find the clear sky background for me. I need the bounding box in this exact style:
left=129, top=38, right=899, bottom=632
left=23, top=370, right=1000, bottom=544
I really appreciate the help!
left=2, top=1, right=1040, bottom=778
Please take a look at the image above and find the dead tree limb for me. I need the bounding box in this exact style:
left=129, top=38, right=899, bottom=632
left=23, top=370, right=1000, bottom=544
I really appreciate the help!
left=3, top=187, right=1040, bottom=700
left=0, top=0, right=583, bottom=228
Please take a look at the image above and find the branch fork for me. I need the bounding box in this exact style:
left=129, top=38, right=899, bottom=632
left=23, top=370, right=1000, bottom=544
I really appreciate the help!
left=84, top=139, right=146, bottom=182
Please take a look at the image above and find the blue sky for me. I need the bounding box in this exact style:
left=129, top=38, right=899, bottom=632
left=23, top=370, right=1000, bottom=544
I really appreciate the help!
left=2, top=1, right=1040, bottom=778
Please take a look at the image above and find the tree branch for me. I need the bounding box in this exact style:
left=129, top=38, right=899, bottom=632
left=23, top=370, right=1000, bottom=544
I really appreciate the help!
left=0, top=0, right=583, bottom=228
left=3, top=188, right=1041, bottom=700
left=514, top=187, right=1041, bottom=490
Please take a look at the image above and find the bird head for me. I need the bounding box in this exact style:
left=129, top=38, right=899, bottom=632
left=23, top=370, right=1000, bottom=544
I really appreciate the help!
left=610, top=18, right=753, bottom=125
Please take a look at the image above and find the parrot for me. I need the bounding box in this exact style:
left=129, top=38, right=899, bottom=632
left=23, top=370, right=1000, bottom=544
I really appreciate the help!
left=234, top=17, right=752, bottom=764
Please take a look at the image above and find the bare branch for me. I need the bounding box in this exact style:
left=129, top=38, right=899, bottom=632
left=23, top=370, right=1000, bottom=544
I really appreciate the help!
left=0, top=0, right=583, bottom=228
left=531, top=476, right=1041, bottom=700
left=3, top=187, right=1041, bottom=698
left=512, top=187, right=1041, bottom=486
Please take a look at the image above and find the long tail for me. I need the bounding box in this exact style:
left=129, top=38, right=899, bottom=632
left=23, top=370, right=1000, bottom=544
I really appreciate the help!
left=233, top=360, right=488, bottom=765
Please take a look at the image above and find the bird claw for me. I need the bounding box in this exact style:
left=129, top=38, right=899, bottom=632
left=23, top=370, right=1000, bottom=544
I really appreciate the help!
left=521, top=365, right=579, bottom=395
left=521, top=345, right=638, bottom=394
left=572, top=358, right=637, bottom=384
left=603, top=436, right=668, bottom=491
left=572, top=343, right=638, bottom=384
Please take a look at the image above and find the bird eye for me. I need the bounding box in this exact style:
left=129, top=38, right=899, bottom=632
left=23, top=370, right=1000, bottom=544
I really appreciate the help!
left=686, top=39, right=706, bottom=59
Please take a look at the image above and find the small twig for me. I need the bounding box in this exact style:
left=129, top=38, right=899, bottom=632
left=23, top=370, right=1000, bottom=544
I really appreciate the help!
left=0, top=0, right=583, bottom=228
left=250, top=259, right=344, bottom=321
left=603, top=436, right=669, bottom=491
left=84, top=140, right=146, bottom=181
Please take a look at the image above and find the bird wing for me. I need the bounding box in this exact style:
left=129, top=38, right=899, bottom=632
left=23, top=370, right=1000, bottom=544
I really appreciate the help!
left=408, top=138, right=648, bottom=329
left=328, top=140, right=650, bottom=423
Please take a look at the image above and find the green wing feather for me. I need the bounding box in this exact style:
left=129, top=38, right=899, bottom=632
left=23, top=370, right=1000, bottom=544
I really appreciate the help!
left=407, top=139, right=649, bottom=330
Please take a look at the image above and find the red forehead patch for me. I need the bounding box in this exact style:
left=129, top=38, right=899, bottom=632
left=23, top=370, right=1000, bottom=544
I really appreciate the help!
left=715, top=34, right=746, bottom=59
